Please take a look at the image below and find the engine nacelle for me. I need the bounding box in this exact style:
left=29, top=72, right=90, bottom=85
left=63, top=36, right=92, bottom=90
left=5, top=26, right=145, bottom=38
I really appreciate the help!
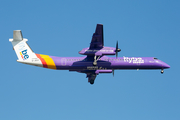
left=79, top=47, right=116, bottom=56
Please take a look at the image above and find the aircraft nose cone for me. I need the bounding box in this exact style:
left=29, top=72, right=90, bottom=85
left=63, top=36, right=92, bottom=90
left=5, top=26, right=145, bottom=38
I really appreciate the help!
left=162, top=62, right=170, bottom=69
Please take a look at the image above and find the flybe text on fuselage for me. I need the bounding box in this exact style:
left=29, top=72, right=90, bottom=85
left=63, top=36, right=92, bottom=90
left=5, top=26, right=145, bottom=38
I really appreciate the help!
left=123, top=57, right=144, bottom=63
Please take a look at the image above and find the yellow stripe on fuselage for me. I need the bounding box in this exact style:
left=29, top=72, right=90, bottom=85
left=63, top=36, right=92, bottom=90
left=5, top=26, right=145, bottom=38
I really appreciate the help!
left=39, top=54, right=56, bottom=69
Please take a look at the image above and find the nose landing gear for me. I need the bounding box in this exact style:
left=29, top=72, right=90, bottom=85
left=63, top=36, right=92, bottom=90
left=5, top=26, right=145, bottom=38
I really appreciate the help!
left=161, top=69, right=164, bottom=74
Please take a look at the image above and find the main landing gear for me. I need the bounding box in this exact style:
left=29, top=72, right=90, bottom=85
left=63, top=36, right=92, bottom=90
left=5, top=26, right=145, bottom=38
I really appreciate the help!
left=87, top=74, right=97, bottom=85
left=89, top=79, right=94, bottom=84
left=161, top=69, right=164, bottom=74
left=93, top=56, right=100, bottom=66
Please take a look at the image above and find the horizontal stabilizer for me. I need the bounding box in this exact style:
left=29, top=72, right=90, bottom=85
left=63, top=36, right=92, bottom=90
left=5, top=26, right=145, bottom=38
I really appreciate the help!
left=13, top=30, right=23, bottom=41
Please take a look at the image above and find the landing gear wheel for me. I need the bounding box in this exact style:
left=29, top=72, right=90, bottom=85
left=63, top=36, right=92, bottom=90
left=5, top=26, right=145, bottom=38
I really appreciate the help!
left=90, top=80, right=94, bottom=84
left=161, top=69, right=164, bottom=74
left=93, top=62, right=97, bottom=66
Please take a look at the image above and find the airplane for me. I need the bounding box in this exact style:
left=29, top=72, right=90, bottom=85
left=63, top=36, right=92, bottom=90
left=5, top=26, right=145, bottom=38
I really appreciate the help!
left=9, top=24, right=170, bottom=84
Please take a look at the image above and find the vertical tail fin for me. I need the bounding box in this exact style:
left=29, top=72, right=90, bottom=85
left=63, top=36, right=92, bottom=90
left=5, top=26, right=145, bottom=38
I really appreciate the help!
left=9, top=30, right=37, bottom=61
left=9, top=30, right=43, bottom=67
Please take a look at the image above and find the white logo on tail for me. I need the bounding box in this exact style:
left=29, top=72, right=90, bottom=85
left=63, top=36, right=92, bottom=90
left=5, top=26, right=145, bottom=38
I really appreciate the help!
left=20, top=49, right=29, bottom=60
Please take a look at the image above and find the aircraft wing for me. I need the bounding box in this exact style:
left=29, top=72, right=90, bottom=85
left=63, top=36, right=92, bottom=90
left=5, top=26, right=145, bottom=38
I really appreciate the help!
left=89, top=24, right=104, bottom=49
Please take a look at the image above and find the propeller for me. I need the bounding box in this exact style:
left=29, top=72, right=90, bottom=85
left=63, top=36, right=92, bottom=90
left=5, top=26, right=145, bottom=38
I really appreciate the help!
left=115, top=41, right=121, bottom=58
left=112, top=69, right=114, bottom=77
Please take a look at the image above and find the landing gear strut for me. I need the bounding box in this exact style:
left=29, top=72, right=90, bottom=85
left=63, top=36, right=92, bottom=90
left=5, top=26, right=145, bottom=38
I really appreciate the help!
left=161, top=69, right=164, bottom=74
left=93, top=56, right=100, bottom=66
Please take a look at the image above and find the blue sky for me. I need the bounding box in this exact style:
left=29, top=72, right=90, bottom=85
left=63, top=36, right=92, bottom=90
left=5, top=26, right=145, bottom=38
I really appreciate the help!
left=1, top=0, right=180, bottom=120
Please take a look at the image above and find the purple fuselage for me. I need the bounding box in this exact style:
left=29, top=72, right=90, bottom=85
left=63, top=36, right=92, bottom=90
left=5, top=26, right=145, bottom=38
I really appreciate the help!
left=49, top=55, right=170, bottom=71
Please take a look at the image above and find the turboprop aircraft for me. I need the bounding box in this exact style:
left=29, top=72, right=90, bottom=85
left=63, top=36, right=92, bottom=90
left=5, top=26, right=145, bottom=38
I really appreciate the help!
left=9, top=24, right=170, bottom=84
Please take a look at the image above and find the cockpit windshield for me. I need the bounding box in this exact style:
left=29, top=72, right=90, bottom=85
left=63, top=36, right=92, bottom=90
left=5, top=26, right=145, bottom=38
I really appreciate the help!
left=154, top=58, right=158, bottom=60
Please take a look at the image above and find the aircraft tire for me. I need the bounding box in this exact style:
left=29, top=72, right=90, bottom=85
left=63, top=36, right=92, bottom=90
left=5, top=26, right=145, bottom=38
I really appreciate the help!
left=93, top=62, right=97, bottom=66
left=90, top=80, right=94, bottom=84
left=161, top=69, right=164, bottom=74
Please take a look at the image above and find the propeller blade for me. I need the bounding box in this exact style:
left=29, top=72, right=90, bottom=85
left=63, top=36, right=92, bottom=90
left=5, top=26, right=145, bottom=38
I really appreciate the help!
left=113, top=69, right=114, bottom=77
left=116, top=41, right=119, bottom=58
left=115, top=41, right=121, bottom=58
left=116, top=41, right=118, bottom=50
